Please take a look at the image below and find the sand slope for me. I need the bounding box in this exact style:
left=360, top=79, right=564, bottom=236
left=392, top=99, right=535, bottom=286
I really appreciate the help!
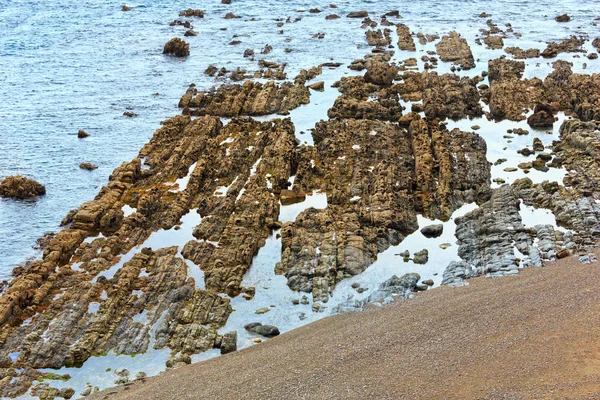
left=93, top=251, right=600, bottom=400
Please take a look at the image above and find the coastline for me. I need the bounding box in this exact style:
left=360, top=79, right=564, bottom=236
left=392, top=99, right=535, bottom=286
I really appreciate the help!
left=91, top=248, right=600, bottom=399
left=1, top=1, right=600, bottom=398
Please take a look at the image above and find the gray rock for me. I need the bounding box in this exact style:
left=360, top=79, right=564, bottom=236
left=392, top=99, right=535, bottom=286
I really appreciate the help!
left=244, top=323, right=280, bottom=337
left=420, top=224, right=443, bottom=238
left=220, top=331, right=237, bottom=354
left=366, top=273, right=420, bottom=303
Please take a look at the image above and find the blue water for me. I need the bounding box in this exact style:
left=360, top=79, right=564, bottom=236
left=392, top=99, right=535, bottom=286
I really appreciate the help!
left=0, top=0, right=598, bottom=280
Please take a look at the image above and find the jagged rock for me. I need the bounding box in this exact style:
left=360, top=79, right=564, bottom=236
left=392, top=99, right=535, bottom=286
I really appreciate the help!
left=421, top=224, right=443, bottom=238
left=541, top=36, right=585, bottom=58
left=487, top=58, right=524, bottom=83
left=277, top=118, right=490, bottom=302
left=31, top=384, right=75, bottom=400
left=163, top=38, right=190, bottom=57
left=0, top=116, right=301, bottom=394
left=436, top=31, right=475, bottom=70
left=79, top=163, right=98, bottom=170
left=533, top=138, right=545, bottom=152
left=220, top=331, right=237, bottom=354
left=184, top=29, right=198, bottom=37
left=0, top=175, right=46, bottom=199
left=504, top=47, right=540, bottom=59
left=244, top=323, right=280, bottom=337
left=484, top=35, right=504, bottom=49
left=396, top=24, right=416, bottom=51
left=366, top=29, right=391, bottom=46
left=180, top=9, right=204, bottom=17
left=179, top=81, right=310, bottom=117
left=365, top=273, right=420, bottom=303
left=413, top=249, right=429, bottom=264
left=421, top=72, right=483, bottom=119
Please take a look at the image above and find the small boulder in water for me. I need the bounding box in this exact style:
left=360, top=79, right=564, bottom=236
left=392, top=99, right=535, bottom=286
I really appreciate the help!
left=163, top=38, right=190, bottom=57
left=420, top=224, right=443, bottom=238
left=555, top=14, right=570, bottom=22
left=77, top=129, right=90, bottom=138
left=0, top=175, right=46, bottom=199
left=179, top=9, right=204, bottom=18
left=121, top=5, right=131, bottom=11
left=244, top=322, right=280, bottom=337
left=79, top=163, right=98, bottom=170
left=220, top=331, right=237, bottom=354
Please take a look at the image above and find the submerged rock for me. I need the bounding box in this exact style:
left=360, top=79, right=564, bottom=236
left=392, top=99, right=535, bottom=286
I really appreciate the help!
left=0, top=175, right=46, bottom=199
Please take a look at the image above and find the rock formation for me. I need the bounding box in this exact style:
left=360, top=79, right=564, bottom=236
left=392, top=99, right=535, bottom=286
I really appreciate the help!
left=0, top=176, right=46, bottom=199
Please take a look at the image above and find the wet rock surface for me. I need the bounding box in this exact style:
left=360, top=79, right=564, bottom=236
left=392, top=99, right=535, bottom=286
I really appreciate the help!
left=179, top=81, right=310, bottom=117
left=435, top=31, right=475, bottom=70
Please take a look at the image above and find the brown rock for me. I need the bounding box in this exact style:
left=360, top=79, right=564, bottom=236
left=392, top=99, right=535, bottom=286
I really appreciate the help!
left=347, top=10, right=368, bottom=18
left=435, top=31, right=475, bottom=70
left=77, top=129, right=90, bottom=138
left=79, top=163, right=98, bottom=171
left=163, top=38, right=190, bottom=57
left=0, top=175, right=46, bottom=199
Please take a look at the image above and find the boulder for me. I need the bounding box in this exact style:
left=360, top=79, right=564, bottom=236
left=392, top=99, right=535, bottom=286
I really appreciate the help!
left=244, top=323, right=280, bottom=337
left=555, top=14, right=570, bottom=22
left=180, top=9, right=204, bottom=17
left=0, top=175, right=46, bottom=199
left=220, top=331, right=237, bottom=354
left=308, top=81, right=325, bottom=91
left=413, top=249, right=429, bottom=264
left=364, top=61, right=397, bottom=86
left=77, top=129, right=90, bottom=138
left=79, top=163, right=98, bottom=170
left=163, top=38, right=190, bottom=57
left=420, top=224, right=443, bottom=238
left=347, top=11, right=368, bottom=18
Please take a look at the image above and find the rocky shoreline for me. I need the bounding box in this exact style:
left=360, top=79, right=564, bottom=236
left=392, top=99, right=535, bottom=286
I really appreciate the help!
left=1, top=4, right=600, bottom=399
